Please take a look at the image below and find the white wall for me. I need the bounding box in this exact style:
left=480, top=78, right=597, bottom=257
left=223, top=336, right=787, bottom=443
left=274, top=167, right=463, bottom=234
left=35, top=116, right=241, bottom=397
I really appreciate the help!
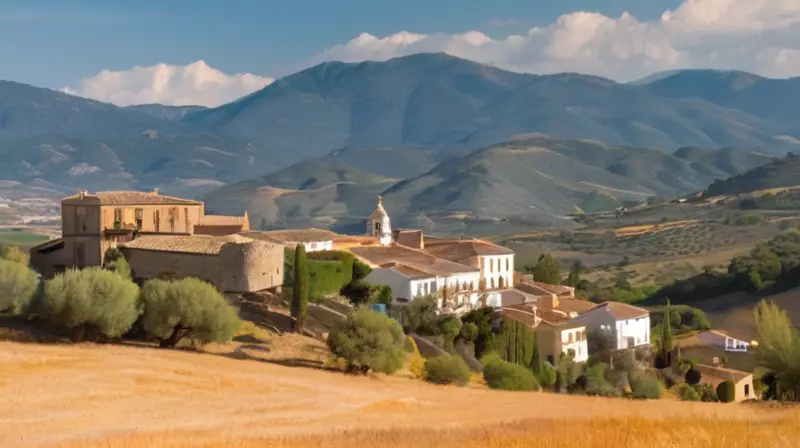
left=614, top=316, right=650, bottom=349
left=364, top=268, right=419, bottom=303
left=480, top=254, right=515, bottom=289
left=561, top=326, right=589, bottom=363
left=302, top=240, right=333, bottom=252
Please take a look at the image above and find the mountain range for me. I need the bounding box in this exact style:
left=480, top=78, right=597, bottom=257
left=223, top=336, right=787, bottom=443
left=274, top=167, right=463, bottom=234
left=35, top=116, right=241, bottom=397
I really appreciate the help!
left=203, top=137, right=773, bottom=234
left=2, top=52, right=799, bottom=230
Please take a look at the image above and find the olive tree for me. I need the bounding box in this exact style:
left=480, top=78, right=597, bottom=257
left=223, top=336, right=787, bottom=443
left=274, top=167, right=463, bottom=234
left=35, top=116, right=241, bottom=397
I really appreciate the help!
left=41, top=268, right=141, bottom=341
left=140, top=278, right=242, bottom=348
left=327, top=308, right=406, bottom=374
left=0, top=259, right=39, bottom=315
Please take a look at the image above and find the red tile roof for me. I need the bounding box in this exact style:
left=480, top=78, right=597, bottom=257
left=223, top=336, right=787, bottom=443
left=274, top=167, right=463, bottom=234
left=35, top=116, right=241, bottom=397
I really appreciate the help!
left=63, top=190, right=202, bottom=206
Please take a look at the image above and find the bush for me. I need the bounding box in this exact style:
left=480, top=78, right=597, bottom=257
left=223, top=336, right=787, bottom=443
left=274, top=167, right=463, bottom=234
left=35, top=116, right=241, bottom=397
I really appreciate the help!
left=291, top=245, right=309, bottom=330
left=0, top=259, right=39, bottom=315
left=437, top=315, right=463, bottom=353
left=538, top=361, right=557, bottom=390
left=685, top=367, right=702, bottom=385
left=424, top=355, right=471, bottom=386
left=327, top=308, right=406, bottom=375
left=405, top=336, right=426, bottom=379
left=107, top=256, right=132, bottom=280
left=584, top=362, right=618, bottom=397
left=629, top=371, right=662, bottom=399
left=140, top=278, right=242, bottom=348
left=460, top=322, right=479, bottom=342
left=694, top=382, right=719, bottom=402
left=716, top=380, right=736, bottom=403
left=41, top=268, right=140, bottom=342
left=483, top=357, right=540, bottom=391
left=672, top=382, right=701, bottom=401
left=1, top=246, right=29, bottom=265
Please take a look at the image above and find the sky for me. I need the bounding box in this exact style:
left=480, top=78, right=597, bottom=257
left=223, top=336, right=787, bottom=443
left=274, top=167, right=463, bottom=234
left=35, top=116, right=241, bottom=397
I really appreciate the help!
left=1, top=0, right=799, bottom=107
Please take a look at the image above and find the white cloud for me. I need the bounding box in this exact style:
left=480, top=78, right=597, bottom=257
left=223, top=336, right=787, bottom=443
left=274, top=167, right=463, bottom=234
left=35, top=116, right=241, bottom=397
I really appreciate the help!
left=62, top=60, right=274, bottom=107
left=307, top=0, right=800, bottom=81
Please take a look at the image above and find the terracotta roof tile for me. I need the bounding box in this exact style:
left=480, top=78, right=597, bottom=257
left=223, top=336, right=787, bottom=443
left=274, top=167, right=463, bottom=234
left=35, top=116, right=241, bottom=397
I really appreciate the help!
left=586, top=302, right=649, bottom=320
left=423, top=238, right=514, bottom=262
left=556, top=298, right=597, bottom=314
left=63, top=190, right=202, bottom=206
left=121, top=234, right=257, bottom=255
left=350, top=244, right=479, bottom=275
left=694, top=364, right=752, bottom=386
left=379, top=262, right=436, bottom=279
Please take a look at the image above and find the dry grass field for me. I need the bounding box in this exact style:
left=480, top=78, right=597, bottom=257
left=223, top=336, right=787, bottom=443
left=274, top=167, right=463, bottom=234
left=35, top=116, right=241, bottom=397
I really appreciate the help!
left=2, top=340, right=799, bottom=448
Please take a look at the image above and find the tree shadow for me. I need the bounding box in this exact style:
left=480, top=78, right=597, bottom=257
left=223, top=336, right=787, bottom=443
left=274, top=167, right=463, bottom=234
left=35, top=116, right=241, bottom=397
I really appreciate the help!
left=217, top=347, right=341, bottom=373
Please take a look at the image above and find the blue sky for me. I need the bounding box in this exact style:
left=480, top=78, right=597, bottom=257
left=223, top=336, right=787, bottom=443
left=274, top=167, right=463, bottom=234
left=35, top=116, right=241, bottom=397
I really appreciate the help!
left=0, top=0, right=683, bottom=88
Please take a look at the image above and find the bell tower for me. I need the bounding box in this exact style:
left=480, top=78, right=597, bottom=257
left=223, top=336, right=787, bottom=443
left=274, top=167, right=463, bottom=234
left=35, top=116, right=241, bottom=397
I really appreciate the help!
left=367, top=195, right=392, bottom=246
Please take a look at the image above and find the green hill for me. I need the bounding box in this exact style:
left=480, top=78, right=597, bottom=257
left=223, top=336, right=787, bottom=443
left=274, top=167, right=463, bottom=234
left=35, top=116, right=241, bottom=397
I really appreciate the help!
left=705, top=154, right=800, bottom=196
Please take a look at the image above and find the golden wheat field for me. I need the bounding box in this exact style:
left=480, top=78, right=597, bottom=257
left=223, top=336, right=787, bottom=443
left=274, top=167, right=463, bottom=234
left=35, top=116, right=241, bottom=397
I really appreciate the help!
left=1, top=341, right=798, bottom=448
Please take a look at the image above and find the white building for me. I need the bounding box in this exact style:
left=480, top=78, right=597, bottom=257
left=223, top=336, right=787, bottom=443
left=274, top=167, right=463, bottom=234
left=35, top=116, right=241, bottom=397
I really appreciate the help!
left=497, top=304, right=589, bottom=364
left=424, top=238, right=515, bottom=289
left=572, top=302, right=651, bottom=350
left=244, top=229, right=337, bottom=252
left=696, top=330, right=757, bottom=353
left=364, top=262, right=481, bottom=308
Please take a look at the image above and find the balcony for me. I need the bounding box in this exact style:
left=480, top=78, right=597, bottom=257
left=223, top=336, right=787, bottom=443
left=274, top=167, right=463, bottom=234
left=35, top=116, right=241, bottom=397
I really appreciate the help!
left=103, top=222, right=138, bottom=243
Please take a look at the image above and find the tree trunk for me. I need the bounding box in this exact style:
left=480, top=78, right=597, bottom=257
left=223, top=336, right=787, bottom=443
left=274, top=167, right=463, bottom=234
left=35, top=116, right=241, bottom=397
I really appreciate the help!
left=70, top=323, right=89, bottom=342
left=160, top=325, right=185, bottom=348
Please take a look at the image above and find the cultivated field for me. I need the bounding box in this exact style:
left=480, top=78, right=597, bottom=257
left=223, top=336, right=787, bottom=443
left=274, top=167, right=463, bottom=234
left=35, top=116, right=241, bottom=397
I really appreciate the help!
left=1, top=341, right=799, bottom=448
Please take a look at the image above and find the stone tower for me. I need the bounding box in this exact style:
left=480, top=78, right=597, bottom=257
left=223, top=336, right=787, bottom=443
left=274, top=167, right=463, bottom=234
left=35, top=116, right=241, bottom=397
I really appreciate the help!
left=367, top=195, right=392, bottom=246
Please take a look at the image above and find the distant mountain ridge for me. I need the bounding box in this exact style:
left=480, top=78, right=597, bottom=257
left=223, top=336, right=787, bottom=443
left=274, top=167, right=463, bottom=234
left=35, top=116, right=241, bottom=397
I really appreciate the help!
left=1, top=54, right=799, bottom=196
left=203, top=137, right=773, bottom=233
left=705, top=154, right=800, bottom=197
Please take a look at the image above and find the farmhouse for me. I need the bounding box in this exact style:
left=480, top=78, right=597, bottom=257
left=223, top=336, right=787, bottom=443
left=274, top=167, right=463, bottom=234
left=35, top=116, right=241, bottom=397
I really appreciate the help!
left=29, top=189, right=282, bottom=293
left=497, top=302, right=590, bottom=364
left=572, top=301, right=651, bottom=351
left=694, top=364, right=755, bottom=402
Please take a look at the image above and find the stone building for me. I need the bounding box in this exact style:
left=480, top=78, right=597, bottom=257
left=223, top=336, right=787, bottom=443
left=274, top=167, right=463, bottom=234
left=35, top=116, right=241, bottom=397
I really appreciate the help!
left=29, top=189, right=260, bottom=291
left=120, top=234, right=283, bottom=293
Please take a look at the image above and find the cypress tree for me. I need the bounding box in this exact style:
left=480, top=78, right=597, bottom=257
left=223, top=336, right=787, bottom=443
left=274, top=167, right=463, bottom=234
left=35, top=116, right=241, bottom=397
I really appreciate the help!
left=291, top=244, right=310, bottom=332
left=530, top=332, right=542, bottom=376
left=659, top=298, right=673, bottom=367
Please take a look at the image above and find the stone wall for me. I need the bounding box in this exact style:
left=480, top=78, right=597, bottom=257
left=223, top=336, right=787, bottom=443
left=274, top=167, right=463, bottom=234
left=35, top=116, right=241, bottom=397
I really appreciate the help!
left=122, top=248, right=220, bottom=284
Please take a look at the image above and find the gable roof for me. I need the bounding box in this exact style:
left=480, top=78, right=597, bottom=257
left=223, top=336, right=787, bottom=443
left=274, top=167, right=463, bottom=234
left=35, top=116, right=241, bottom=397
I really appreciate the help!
left=581, top=301, right=649, bottom=320
left=350, top=244, right=479, bottom=276
left=121, top=234, right=257, bottom=255
left=63, top=190, right=202, bottom=206
left=377, top=262, right=437, bottom=279
left=556, top=298, right=597, bottom=315
left=694, top=363, right=752, bottom=386
left=423, top=238, right=514, bottom=262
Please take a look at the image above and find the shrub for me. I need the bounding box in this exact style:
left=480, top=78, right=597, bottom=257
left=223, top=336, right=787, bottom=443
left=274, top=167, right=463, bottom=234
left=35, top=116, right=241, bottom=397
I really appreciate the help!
left=694, top=382, right=719, bottom=402
left=672, top=382, right=701, bottom=401
left=140, top=278, right=242, bottom=348
left=483, top=357, right=540, bottom=391
left=0, top=259, right=39, bottom=315
left=1, top=246, right=29, bottom=265
left=106, top=256, right=132, bottom=280
left=404, top=335, right=418, bottom=353
left=584, top=362, right=618, bottom=397
left=41, top=268, right=140, bottom=342
left=437, top=315, right=463, bottom=353
left=685, top=367, right=702, bottom=385
left=424, top=355, right=471, bottom=386
left=629, top=371, right=662, bottom=399
left=460, top=322, right=479, bottom=342
left=538, top=361, right=557, bottom=390
left=716, top=380, right=736, bottom=403
left=327, top=308, right=406, bottom=375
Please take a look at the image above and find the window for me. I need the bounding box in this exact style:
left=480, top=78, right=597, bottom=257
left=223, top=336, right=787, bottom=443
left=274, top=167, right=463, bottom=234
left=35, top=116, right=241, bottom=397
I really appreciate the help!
left=76, top=206, right=87, bottom=232
left=114, top=208, right=122, bottom=228
left=135, top=208, right=143, bottom=230
left=184, top=207, right=189, bottom=230
left=169, top=207, right=177, bottom=232
left=374, top=222, right=381, bottom=232
left=505, top=258, right=509, bottom=271
left=154, top=210, right=160, bottom=232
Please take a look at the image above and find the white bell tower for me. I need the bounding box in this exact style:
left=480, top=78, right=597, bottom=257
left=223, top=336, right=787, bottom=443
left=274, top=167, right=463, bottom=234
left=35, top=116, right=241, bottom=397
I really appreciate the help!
left=368, top=195, right=392, bottom=246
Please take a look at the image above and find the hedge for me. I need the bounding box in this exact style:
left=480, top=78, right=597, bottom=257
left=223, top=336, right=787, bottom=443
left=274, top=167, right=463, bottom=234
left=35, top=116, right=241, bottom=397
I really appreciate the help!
left=717, top=380, right=736, bottom=403
left=285, top=248, right=357, bottom=299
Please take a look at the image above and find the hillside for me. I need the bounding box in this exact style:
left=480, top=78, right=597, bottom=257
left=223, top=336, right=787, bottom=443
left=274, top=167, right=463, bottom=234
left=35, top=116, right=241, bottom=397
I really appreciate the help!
left=0, top=82, right=274, bottom=192
left=203, top=137, right=771, bottom=233
left=203, top=159, right=398, bottom=230
left=705, top=154, right=800, bottom=196
left=185, top=54, right=800, bottom=167
left=2, top=340, right=795, bottom=448
left=124, top=104, right=207, bottom=121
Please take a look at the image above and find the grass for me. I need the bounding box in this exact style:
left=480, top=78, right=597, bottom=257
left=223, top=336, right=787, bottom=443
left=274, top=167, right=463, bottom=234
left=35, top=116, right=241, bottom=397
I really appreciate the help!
left=0, top=229, right=49, bottom=247
left=4, top=339, right=796, bottom=448
left=43, top=411, right=800, bottom=448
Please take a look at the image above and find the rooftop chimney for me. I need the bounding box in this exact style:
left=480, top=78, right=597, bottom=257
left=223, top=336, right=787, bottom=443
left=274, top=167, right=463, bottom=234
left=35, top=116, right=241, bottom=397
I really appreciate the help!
left=78, top=190, right=86, bottom=200
left=153, top=188, right=159, bottom=195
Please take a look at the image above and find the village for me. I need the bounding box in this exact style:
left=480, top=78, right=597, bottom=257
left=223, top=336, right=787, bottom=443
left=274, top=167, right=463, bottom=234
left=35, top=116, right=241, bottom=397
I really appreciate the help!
left=21, top=188, right=761, bottom=404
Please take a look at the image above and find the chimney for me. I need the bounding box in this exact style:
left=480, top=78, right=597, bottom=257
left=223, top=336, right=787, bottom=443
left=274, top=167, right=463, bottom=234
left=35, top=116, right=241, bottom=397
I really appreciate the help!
left=538, top=294, right=559, bottom=311
left=153, top=188, right=159, bottom=195
left=78, top=190, right=88, bottom=200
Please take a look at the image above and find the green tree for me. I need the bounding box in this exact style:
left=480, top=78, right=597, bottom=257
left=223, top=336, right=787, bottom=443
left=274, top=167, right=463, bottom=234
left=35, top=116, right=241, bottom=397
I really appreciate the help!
left=291, top=244, right=309, bottom=332
left=483, top=357, right=540, bottom=391
left=340, top=280, right=372, bottom=306
left=657, top=298, right=674, bottom=368
left=0, top=245, right=29, bottom=265
left=0, top=259, right=39, bottom=315
left=140, top=278, right=242, bottom=348
left=533, top=253, right=561, bottom=285
left=107, top=256, right=132, bottom=280
left=402, top=295, right=438, bottom=334
left=437, top=315, right=463, bottom=353
left=538, top=361, right=557, bottom=390
left=41, top=268, right=140, bottom=342
left=753, top=300, right=800, bottom=401
left=460, top=322, right=479, bottom=343
left=327, top=308, right=406, bottom=375
left=564, top=260, right=585, bottom=287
